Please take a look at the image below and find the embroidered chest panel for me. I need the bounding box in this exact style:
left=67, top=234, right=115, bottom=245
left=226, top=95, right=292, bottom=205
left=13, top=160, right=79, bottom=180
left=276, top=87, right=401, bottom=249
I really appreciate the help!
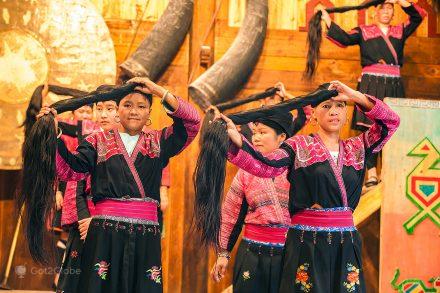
left=360, top=24, right=403, bottom=41
left=285, top=136, right=365, bottom=171
left=243, top=171, right=290, bottom=208
left=87, top=130, right=161, bottom=164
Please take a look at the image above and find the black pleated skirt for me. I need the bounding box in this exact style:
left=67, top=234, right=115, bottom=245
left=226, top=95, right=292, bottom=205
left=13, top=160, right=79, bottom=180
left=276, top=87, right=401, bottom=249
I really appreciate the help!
left=279, top=229, right=366, bottom=293
left=352, top=73, right=405, bottom=131
left=66, top=218, right=162, bottom=293
left=233, top=240, right=284, bottom=293
left=57, top=227, right=83, bottom=292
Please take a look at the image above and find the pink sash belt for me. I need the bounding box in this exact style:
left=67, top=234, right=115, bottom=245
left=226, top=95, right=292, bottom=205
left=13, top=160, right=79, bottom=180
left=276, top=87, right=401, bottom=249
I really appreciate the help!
left=243, top=224, right=288, bottom=245
left=362, top=64, right=400, bottom=77
left=94, top=199, right=157, bottom=223
left=291, top=209, right=354, bottom=230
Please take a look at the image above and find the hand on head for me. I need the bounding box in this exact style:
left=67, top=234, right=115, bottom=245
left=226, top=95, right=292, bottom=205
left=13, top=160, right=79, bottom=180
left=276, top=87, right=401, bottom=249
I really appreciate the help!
left=36, top=103, right=57, bottom=119
left=128, top=77, right=159, bottom=96
left=218, top=114, right=243, bottom=148
left=36, top=103, right=58, bottom=130
left=328, top=80, right=356, bottom=103
left=319, top=8, right=331, bottom=27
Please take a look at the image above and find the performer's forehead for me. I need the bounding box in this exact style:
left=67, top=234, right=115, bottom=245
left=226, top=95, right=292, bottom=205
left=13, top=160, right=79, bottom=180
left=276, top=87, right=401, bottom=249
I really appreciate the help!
left=120, top=92, right=152, bottom=107
left=377, top=3, right=394, bottom=9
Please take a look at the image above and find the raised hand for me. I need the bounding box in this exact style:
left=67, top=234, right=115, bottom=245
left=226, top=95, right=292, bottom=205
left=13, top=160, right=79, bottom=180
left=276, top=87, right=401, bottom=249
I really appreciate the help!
left=219, top=114, right=242, bottom=148
left=328, top=80, right=357, bottom=103
left=320, top=8, right=332, bottom=27
left=36, top=103, right=58, bottom=130
left=274, top=82, right=286, bottom=99
left=128, top=77, right=162, bottom=96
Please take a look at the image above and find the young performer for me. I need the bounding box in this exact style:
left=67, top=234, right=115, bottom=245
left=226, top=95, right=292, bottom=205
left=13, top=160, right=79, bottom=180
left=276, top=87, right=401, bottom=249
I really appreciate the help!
left=217, top=81, right=399, bottom=292
left=72, top=104, right=94, bottom=121
left=211, top=112, right=294, bottom=293
left=321, top=0, right=426, bottom=186
left=239, top=82, right=309, bottom=142
left=57, top=98, right=119, bottom=292
left=38, top=77, right=200, bottom=292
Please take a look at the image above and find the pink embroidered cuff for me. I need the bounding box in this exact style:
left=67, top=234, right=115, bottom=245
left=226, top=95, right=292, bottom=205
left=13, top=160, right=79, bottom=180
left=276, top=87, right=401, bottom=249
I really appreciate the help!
left=358, top=95, right=400, bottom=153
left=361, top=95, right=388, bottom=121
left=326, top=35, right=347, bottom=48
left=166, top=96, right=201, bottom=124
left=412, top=3, right=428, bottom=18
left=56, top=150, right=89, bottom=182
left=227, top=136, right=288, bottom=178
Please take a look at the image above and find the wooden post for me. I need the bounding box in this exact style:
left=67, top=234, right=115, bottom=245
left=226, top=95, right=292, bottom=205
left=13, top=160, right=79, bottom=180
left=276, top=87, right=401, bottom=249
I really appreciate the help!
left=181, top=0, right=216, bottom=292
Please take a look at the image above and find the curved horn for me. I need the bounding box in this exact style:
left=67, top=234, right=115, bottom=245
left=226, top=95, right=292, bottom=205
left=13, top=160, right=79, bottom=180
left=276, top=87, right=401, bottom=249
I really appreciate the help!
left=119, top=0, right=194, bottom=82
left=189, top=0, right=268, bottom=110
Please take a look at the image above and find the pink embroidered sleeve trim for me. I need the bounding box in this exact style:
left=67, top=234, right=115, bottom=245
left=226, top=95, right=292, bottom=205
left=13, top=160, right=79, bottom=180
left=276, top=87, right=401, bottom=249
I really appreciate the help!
left=165, top=97, right=201, bottom=150
left=412, top=3, right=428, bottom=18
left=227, top=136, right=289, bottom=178
left=56, top=151, right=89, bottom=181
left=360, top=95, right=400, bottom=153
left=326, top=35, right=347, bottom=48
left=219, top=170, right=245, bottom=250
left=167, top=97, right=201, bottom=123
left=61, top=181, right=79, bottom=226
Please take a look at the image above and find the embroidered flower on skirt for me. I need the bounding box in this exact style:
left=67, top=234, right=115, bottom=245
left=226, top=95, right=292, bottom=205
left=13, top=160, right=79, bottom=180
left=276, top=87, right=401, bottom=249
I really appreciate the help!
left=343, top=263, right=360, bottom=292
left=70, top=250, right=79, bottom=258
left=146, top=266, right=162, bottom=284
left=243, top=271, right=250, bottom=280
left=295, top=263, right=312, bottom=292
left=94, top=261, right=110, bottom=280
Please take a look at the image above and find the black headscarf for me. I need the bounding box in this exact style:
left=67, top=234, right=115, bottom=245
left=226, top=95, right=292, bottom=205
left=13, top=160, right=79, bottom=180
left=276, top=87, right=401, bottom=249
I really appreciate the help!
left=254, top=111, right=294, bottom=137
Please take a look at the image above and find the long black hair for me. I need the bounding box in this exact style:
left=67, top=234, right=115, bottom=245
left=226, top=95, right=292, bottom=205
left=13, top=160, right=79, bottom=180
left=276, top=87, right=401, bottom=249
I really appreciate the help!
left=17, top=83, right=137, bottom=263
left=215, top=87, right=278, bottom=111
left=198, top=87, right=279, bottom=144
left=21, top=85, right=88, bottom=139
left=304, top=0, right=385, bottom=79
left=193, top=85, right=338, bottom=249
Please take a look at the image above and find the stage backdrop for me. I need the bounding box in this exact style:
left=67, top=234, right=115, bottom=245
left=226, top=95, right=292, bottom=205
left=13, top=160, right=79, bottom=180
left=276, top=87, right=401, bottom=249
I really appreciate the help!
left=0, top=0, right=116, bottom=170
left=380, top=98, right=440, bottom=293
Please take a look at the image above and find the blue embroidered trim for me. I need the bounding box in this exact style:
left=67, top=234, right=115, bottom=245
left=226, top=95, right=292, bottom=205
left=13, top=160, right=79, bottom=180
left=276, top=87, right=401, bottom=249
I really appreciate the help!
left=93, top=215, right=159, bottom=226
left=290, top=224, right=357, bottom=232
left=303, top=207, right=353, bottom=212
left=250, top=223, right=290, bottom=229
left=243, top=238, right=285, bottom=248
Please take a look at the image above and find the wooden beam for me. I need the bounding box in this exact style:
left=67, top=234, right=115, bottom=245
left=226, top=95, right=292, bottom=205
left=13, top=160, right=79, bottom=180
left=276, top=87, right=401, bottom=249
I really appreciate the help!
left=354, top=183, right=383, bottom=226
left=181, top=1, right=217, bottom=292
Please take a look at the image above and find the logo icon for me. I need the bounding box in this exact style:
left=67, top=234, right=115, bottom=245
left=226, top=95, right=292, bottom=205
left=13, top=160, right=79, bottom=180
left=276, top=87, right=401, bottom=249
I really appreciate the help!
left=15, top=265, right=26, bottom=278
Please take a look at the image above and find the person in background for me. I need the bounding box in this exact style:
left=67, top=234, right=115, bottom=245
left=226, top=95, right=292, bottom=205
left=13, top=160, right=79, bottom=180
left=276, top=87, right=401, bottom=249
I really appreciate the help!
left=322, top=0, right=426, bottom=188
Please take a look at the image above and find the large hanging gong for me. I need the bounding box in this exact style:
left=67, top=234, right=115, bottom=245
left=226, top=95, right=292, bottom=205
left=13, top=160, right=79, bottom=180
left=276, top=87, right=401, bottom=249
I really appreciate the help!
left=0, top=0, right=116, bottom=169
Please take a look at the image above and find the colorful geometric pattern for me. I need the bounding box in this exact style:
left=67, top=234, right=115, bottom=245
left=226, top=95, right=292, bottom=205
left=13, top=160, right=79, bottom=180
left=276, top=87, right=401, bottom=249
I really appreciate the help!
left=404, top=138, right=440, bottom=234
left=391, top=269, right=439, bottom=293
